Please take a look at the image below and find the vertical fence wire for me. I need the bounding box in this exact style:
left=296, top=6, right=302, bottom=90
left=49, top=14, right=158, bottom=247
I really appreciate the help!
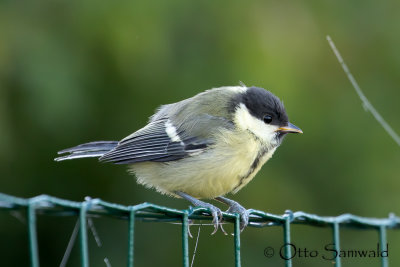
left=234, top=215, right=241, bottom=267
left=182, top=211, right=189, bottom=267
left=79, top=202, right=89, bottom=267
left=283, top=216, right=292, bottom=267
left=27, top=203, right=39, bottom=267
left=379, top=226, right=388, bottom=267
left=332, top=222, right=341, bottom=267
left=127, top=208, right=135, bottom=267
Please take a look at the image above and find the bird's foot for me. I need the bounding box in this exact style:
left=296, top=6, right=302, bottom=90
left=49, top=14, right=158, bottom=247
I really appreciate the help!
left=227, top=202, right=249, bottom=231
left=194, top=200, right=225, bottom=235
left=176, top=191, right=226, bottom=235
left=215, top=197, right=249, bottom=231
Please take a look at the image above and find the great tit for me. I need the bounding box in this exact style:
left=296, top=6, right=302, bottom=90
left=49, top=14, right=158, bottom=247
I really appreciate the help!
left=55, top=85, right=302, bottom=233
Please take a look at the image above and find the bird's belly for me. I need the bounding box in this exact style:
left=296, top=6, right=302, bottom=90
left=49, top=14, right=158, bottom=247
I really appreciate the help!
left=130, top=155, right=251, bottom=198
left=129, top=132, right=276, bottom=199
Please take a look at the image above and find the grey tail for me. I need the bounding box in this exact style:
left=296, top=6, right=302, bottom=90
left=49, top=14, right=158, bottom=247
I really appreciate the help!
left=55, top=141, right=119, bottom=162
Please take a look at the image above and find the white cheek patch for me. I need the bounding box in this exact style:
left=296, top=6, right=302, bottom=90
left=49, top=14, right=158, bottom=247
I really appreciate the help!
left=165, top=120, right=182, bottom=143
left=234, top=103, right=278, bottom=145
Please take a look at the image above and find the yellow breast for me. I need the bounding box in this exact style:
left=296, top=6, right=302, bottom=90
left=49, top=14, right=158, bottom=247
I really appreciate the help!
left=130, top=128, right=277, bottom=199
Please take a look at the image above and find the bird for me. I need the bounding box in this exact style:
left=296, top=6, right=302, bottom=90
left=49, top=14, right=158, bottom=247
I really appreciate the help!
left=55, top=85, right=302, bottom=233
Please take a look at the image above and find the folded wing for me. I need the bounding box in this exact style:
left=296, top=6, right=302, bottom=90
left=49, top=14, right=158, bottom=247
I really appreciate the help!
left=99, top=118, right=211, bottom=164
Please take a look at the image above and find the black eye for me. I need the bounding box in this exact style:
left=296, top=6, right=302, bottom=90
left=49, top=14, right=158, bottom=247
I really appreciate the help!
left=263, top=115, right=272, bottom=124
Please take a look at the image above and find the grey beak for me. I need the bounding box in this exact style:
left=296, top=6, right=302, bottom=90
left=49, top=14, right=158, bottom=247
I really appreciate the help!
left=276, top=122, right=303, bottom=134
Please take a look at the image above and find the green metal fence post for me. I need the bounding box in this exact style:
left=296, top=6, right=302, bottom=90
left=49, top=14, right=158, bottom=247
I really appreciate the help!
left=79, top=202, right=89, bottom=267
left=234, top=214, right=241, bottom=267
left=379, top=226, right=388, bottom=267
left=27, top=203, right=39, bottom=267
left=283, top=214, right=292, bottom=267
left=127, top=208, right=135, bottom=267
left=332, top=222, right=341, bottom=267
left=182, top=211, right=189, bottom=267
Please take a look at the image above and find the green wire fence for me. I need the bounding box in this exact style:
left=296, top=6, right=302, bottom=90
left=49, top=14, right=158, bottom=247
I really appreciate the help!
left=0, top=192, right=399, bottom=267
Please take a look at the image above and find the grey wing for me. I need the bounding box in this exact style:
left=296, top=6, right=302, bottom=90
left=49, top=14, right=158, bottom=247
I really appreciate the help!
left=99, top=118, right=212, bottom=164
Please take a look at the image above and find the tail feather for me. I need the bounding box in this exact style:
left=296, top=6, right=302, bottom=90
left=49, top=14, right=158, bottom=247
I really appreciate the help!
left=55, top=141, right=118, bottom=162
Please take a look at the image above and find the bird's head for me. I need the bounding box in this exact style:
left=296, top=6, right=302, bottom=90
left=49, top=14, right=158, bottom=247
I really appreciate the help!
left=231, top=86, right=302, bottom=148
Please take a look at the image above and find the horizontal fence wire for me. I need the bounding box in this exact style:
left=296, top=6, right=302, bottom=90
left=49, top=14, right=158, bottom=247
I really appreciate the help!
left=0, top=193, right=399, bottom=267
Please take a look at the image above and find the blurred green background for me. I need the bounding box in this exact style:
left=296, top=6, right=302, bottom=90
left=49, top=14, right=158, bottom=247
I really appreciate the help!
left=1, top=0, right=400, bottom=266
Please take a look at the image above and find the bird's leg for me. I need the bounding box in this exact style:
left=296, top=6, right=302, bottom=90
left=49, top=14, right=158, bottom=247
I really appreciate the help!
left=175, top=191, right=223, bottom=235
left=215, top=196, right=249, bottom=231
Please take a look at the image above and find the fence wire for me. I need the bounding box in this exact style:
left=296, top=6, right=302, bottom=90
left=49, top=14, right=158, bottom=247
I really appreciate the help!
left=0, top=193, right=399, bottom=267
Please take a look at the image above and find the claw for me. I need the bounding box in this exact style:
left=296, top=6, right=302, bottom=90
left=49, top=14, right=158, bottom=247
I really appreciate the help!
left=239, top=210, right=250, bottom=231
left=219, top=223, right=228, bottom=235
left=210, top=206, right=223, bottom=235
left=187, top=219, right=194, bottom=238
left=215, top=196, right=250, bottom=232
left=227, top=206, right=249, bottom=231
